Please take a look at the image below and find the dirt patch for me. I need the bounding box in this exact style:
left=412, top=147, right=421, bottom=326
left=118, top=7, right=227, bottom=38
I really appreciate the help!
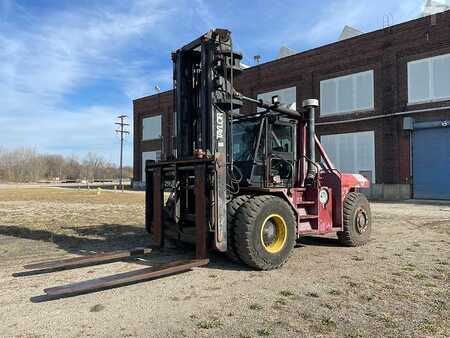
left=0, top=188, right=449, bottom=337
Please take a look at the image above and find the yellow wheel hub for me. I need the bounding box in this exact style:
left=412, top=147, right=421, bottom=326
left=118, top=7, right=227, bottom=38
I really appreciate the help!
left=260, top=214, right=287, bottom=254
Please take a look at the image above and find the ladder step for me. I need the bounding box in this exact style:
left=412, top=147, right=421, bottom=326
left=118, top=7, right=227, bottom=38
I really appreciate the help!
left=297, top=201, right=315, bottom=205
left=43, top=259, right=209, bottom=297
left=299, top=214, right=318, bottom=220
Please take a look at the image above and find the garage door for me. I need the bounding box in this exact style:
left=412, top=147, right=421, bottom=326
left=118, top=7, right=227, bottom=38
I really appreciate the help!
left=413, top=126, right=450, bottom=200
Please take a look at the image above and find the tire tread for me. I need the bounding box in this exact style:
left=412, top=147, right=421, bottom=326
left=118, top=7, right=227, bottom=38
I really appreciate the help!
left=234, top=195, right=295, bottom=270
left=337, top=192, right=371, bottom=247
left=226, top=195, right=251, bottom=262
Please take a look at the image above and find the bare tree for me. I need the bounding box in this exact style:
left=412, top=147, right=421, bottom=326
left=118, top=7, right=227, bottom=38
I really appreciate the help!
left=44, top=154, right=65, bottom=180
left=83, top=152, right=106, bottom=182
left=0, top=147, right=47, bottom=182
left=0, top=147, right=131, bottom=183
left=63, top=155, right=82, bottom=181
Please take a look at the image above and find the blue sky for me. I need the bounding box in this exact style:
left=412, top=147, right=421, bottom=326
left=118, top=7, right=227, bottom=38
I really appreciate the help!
left=0, top=0, right=432, bottom=165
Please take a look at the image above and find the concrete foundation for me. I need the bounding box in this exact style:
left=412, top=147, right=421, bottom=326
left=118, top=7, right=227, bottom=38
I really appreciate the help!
left=367, top=184, right=411, bottom=201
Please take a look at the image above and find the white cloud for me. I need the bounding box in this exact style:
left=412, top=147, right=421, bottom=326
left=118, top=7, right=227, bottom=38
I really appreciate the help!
left=0, top=0, right=178, bottom=164
left=1, top=0, right=172, bottom=110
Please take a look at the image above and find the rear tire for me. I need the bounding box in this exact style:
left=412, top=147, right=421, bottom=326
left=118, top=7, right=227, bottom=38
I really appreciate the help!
left=227, top=195, right=251, bottom=262
left=337, top=192, right=372, bottom=246
left=234, top=195, right=296, bottom=270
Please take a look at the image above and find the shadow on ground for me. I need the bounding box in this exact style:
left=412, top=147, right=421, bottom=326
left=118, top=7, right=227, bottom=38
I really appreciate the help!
left=1, top=223, right=345, bottom=301
left=0, top=223, right=343, bottom=269
left=297, top=236, right=342, bottom=247
left=0, top=223, right=150, bottom=256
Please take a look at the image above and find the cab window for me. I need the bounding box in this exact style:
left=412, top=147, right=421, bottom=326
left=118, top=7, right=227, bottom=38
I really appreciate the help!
left=272, top=124, right=293, bottom=153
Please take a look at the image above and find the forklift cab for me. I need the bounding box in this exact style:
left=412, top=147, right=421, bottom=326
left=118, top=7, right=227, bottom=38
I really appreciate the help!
left=232, top=115, right=297, bottom=188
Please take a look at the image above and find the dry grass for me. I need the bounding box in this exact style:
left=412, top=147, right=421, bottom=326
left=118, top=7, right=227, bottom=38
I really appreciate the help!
left=0, top=187, right=144, bottom=204
left=0, top=187, right=146, bottom=254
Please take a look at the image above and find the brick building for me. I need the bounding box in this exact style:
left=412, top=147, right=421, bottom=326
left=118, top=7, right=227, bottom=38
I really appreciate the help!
left=133, top=10, right=450, bottom=200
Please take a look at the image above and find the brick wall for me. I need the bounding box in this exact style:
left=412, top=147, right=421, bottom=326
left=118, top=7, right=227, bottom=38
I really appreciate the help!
left=133, top=91, right=173, bottom=181
left=133, top=11, right=450, bottom=186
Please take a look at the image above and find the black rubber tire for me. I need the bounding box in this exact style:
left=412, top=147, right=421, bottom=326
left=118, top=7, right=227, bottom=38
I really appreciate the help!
left=337, top=192, right=372, bottom=246
left=234, top=195, right=296, bottom=270
left=226, top=195, right=251, bottom=262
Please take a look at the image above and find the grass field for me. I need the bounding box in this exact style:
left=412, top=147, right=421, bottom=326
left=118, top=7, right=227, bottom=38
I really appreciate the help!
left=0, top=187, right=144, bottom=204
left=0, top=187, right=146, bottom=256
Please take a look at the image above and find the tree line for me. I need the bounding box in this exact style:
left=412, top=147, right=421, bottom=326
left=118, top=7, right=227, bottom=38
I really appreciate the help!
left=0, top=147, right=132, bottom=183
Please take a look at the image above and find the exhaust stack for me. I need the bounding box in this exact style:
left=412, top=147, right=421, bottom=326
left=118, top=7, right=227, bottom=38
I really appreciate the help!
left=303, top=99, right=319, bottom=186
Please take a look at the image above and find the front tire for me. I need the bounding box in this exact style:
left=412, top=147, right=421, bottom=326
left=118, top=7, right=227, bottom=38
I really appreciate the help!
left=234, top=195, right=296, bottom=270
left=227, top=195, right=251, bottom=262
left=337, top=192, right=372, bottom=246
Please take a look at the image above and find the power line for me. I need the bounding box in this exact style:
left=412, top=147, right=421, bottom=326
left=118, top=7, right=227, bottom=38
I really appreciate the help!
left=115, top=115, right=130, bottom=191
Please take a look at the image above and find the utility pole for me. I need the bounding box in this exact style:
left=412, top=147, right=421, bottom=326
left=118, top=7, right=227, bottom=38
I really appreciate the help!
left=115, top=115, right=130, bottom=192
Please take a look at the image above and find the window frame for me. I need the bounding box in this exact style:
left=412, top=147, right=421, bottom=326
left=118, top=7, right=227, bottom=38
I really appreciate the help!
left=407, top=53, right=450, bottom=105
left=320, top=130, right=375, bottom=183
left=320, top=70, right=374, bottom=116
left=142, top=115, right=162, bottom=141
left=257, top=86, right=297, bottom=112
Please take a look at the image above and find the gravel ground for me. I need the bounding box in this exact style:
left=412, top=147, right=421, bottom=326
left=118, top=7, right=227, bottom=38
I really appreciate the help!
left=0, top=188, right=449, bottom=338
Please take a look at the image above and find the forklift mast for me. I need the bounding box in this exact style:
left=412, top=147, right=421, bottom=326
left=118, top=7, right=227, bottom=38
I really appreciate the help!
left=146, top=29, right=243, bottom=257
left=172, top=28, right=242, bottom=160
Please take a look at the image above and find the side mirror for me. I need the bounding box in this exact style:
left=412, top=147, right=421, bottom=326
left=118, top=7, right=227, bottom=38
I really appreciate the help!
left=272, top=95, right=279, bottom=105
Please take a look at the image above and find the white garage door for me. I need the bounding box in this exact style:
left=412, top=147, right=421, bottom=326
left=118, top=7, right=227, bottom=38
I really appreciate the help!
left=321, top=131, right=375, bottom=182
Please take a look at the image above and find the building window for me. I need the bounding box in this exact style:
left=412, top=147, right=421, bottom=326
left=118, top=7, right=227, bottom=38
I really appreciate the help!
left=320, top=131, right=375, bottom=183
left=142, top=151, right=161, bottom=182
left=320, top=70, right=374, bottom=116
left=408, top=53, right=450, bottom=104
left=257, top=87, right=296, bottom=112
left=142, top=115, right=162, bottom=140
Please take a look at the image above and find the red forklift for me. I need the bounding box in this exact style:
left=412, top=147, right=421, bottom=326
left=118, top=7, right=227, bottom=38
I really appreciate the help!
left=16, top=29, right=371, bottom=299
left=145, top=28, right=372, bottom=270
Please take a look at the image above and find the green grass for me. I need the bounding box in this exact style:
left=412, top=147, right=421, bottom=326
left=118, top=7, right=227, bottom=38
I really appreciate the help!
left=306, top=292, right=320, bottom=298
left=197, top=318, right=222, bottom=329
left=419, top=319, right=438, bottom=334
left=279, top=289, right=294, bottom=297
left=256, top=328, right=272, bottom=336
left=249, top=303, right=263, bottom=310
left=414, top=273, right=427, bottom=280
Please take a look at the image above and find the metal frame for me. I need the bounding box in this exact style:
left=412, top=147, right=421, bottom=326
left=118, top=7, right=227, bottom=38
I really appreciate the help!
left=14, top=248, right=209, bottom=299
left=146, top=158, right=214, bottom=258
left=145, top=29, right=371, bottom=257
